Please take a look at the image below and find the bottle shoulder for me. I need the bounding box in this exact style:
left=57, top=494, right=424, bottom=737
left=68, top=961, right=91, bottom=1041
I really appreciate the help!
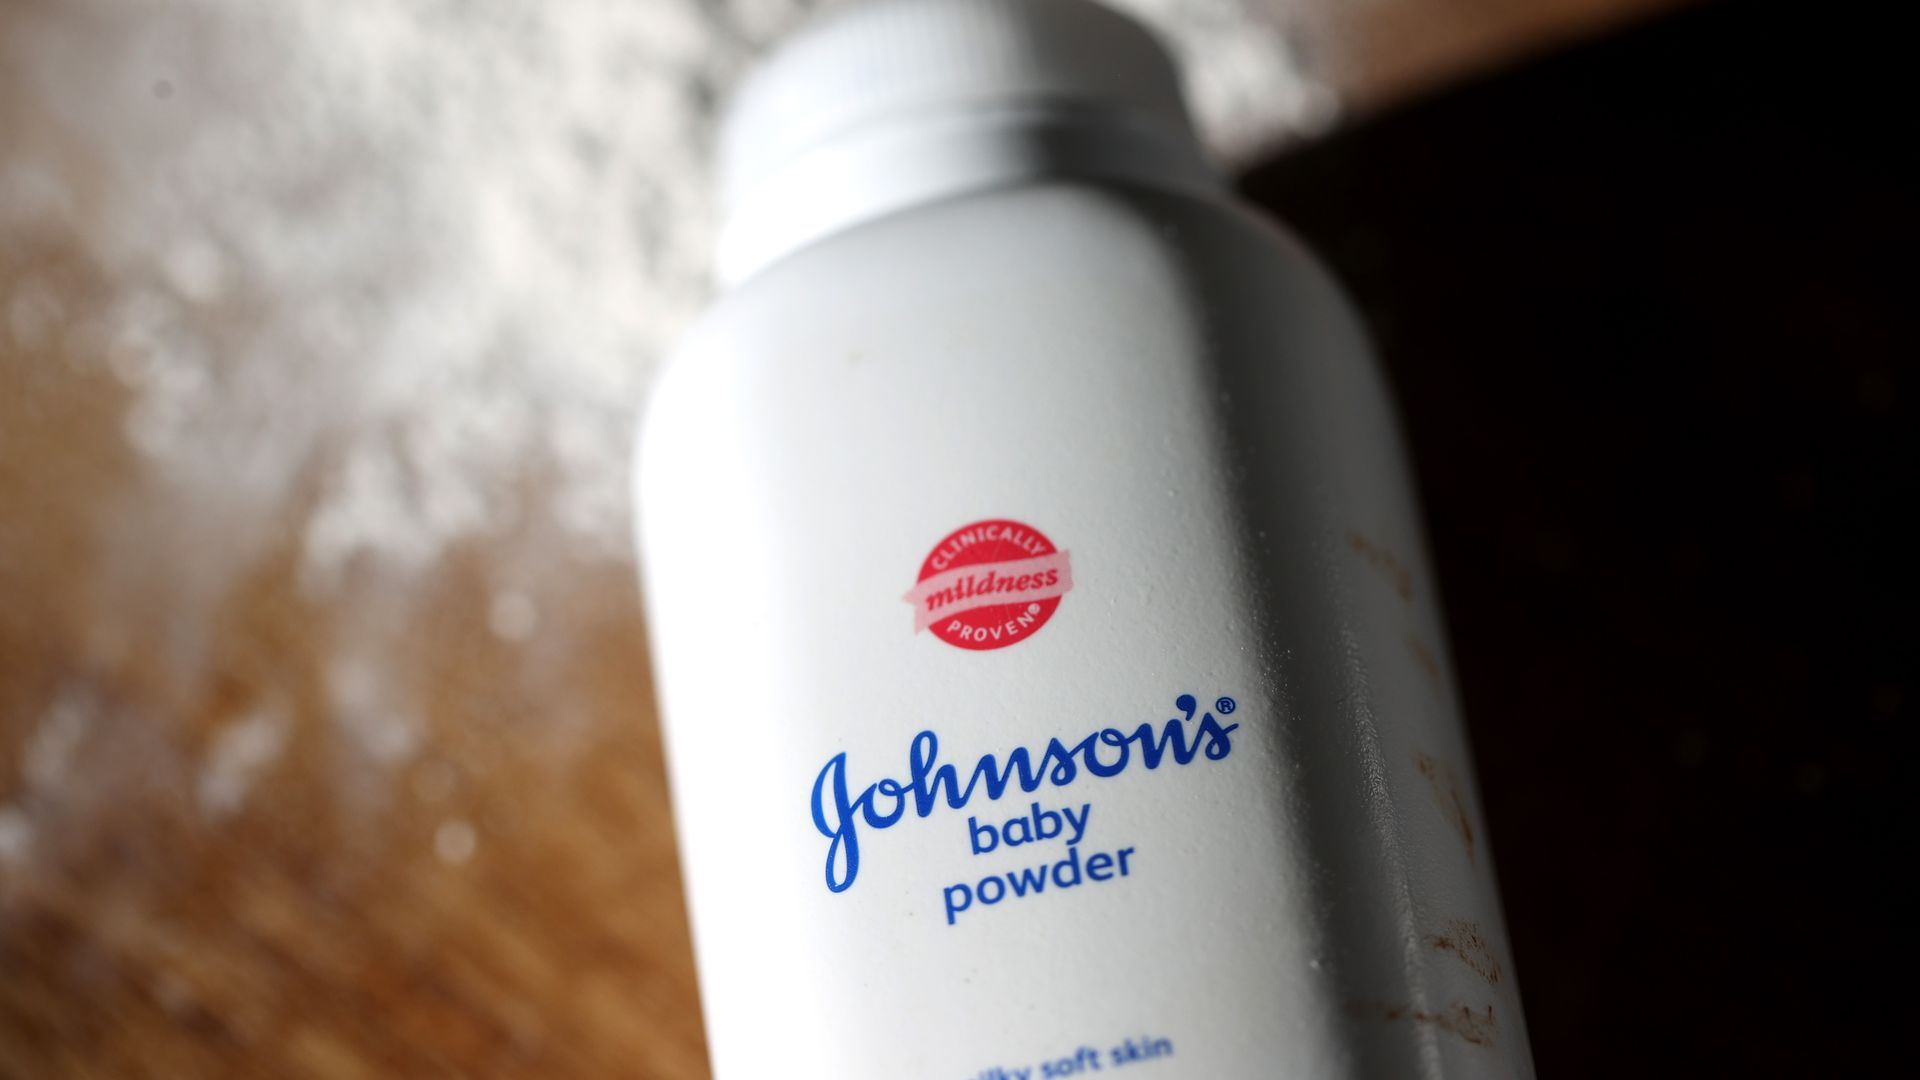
left=638, top=177, right=1376, bottom=489
left=656, top=181, right=1350, bottom=396
left=734, top=180, right=1321, bottom=310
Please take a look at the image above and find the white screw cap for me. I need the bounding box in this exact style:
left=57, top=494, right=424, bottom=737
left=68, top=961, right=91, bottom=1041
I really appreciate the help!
left=715, top=0, right=1211, bottom=284
left=720, top=0, right=1197, bottom=211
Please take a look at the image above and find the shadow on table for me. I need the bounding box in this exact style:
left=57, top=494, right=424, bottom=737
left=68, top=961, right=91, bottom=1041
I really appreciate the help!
left=1236, top=0, right=1913, bottom=1075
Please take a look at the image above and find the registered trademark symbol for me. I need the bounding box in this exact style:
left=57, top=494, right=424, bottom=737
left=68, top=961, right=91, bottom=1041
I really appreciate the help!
left=1216, top=696, right=1237, bottom=714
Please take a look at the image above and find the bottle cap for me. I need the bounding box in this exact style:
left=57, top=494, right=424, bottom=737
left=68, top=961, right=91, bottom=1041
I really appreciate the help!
left=716, top=0, right=1212, bottom=284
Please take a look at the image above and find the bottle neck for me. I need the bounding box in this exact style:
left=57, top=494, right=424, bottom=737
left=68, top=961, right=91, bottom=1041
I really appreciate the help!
left=715, top=105, right=1221, bottom=287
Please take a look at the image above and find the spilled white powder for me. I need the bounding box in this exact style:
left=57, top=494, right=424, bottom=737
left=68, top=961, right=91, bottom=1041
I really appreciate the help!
left=1, top=0, right=1333, bottom=585
left=328, top=654, right=425, bottom=768
left=488, top=589, right=542, bottom=643
left=434, top=818, right=479, bottom=865
left=23, top=689, right=93, bottom=795
left=196, top=705, right=292, bottom=818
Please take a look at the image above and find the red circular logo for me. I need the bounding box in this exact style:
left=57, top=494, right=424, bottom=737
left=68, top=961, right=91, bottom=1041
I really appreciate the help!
left=903, top=519, right=1074, bottom=650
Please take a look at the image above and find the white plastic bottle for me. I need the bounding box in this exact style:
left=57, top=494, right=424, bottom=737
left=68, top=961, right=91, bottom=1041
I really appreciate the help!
left=635, top=1, right=1533, bottom=1076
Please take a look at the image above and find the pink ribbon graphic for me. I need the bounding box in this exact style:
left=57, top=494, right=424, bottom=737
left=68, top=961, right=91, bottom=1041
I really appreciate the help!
left=902, top=551, right=1074, bottom=633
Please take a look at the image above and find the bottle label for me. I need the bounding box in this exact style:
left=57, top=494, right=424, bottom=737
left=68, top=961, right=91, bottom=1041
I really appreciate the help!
left=902, top=518, right=1073, bottom=649
left=809, top=692, right=1242, bottom=901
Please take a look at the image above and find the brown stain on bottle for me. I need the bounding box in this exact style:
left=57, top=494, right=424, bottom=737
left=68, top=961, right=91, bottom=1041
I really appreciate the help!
left=1414, top=750, right=1476, bottom=863
left=1407, top=634, right=1444, bottom=688
left=1348, top=1001, right=1498, bottom=1048
left=1388, top=1003, right=1498, bottom=1047
left=1346, top=530, right=1413, bottom=602
left=1425, top=919, right=1503, bottom=986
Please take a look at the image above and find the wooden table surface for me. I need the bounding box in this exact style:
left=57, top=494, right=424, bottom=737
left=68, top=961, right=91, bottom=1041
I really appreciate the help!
left=0, top=1, right=1679, bottom=1076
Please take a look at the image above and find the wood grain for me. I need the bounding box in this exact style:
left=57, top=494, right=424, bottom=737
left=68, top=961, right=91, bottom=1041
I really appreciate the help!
left=0, top=243, right=708, bottom=1077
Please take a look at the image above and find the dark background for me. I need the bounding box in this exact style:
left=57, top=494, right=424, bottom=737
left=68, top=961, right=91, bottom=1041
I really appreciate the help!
left=1242, top=0, right=1913, bottom=1074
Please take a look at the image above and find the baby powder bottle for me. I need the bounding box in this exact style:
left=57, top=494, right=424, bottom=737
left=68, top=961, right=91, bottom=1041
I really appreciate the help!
left=635, top=0, right=1534, bottom=1076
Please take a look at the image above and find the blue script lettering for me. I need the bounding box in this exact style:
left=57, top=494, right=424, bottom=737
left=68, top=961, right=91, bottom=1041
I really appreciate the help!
left=811, top=693, right=1240, bottom=892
